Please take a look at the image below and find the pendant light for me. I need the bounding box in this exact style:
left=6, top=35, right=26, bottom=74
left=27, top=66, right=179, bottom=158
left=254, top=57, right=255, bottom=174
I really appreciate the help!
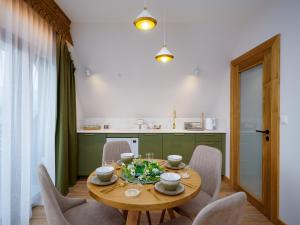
left=134, top=1, right=157, bottom=31
left=155, top=10, right=174, bottom=63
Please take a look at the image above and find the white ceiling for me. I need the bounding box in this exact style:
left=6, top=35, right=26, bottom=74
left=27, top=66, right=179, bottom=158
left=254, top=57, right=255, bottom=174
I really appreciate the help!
left=55, top=0, right=269, bottom=26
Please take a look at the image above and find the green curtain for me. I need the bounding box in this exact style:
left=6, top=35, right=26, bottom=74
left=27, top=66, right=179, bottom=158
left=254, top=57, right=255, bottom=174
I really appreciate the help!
left=55, top=35, right=78, bottom=195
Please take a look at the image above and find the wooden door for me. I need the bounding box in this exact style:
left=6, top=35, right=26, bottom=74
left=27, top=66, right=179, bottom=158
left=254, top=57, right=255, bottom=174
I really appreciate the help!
left=230, top=35, right=280, bottom=223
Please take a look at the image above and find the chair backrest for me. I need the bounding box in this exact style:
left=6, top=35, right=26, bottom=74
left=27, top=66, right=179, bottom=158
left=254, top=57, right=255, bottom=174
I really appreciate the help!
left=189, top=145, right=222, bottom=199
left=102, top=141, right=132, bottom=165
left=38, top=165, right=70, bottom=225
left=192, top=192, right=247, bottom=225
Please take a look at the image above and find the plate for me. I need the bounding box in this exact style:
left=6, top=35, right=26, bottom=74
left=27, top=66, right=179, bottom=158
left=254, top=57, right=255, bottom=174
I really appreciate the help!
left=154, top=182, right=185, bottom=196
left=90, top=175, right=118, bottom=186
left=164, top=162, right=186, bottom=170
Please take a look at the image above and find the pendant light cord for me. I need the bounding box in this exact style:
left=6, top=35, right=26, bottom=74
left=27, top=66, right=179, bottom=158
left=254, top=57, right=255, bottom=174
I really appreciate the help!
left=144, top=0, right=147, bottom=9
left=163, top=7, right=166, bottom=46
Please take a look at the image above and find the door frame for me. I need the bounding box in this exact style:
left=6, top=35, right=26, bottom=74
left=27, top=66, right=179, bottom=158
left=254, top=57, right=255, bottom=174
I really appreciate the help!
left=230, top=35, right=280, bottom=224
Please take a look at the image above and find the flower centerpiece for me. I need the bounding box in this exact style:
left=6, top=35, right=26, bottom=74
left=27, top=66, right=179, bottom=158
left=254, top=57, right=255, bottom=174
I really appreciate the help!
left=121, top=159, right=164, bottom=184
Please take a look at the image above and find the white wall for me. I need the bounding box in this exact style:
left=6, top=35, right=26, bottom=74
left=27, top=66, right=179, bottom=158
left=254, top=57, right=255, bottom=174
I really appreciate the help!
left=72, top=22, right=233, bottom=176
left=232, top=1, right=300, bottom=224
left=72, top=22, right=233, bottom=128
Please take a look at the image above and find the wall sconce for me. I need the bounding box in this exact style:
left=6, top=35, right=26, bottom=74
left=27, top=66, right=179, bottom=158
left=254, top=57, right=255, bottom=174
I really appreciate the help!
left=193, top=67, right=200, bottom=76
left=84, top=67, right=92, bottom=77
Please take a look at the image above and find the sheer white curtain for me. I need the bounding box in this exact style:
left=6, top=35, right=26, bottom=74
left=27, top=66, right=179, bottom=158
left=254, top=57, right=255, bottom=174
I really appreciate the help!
left=0, top=0, right=57, bottom=225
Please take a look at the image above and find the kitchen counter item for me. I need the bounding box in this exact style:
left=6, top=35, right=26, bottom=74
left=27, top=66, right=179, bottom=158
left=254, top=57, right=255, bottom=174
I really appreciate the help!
left=82, top=125, right=101, bottom=130
left=184, top=122, right=204, bottom=131
left=205, top=118, right=217, bottom=130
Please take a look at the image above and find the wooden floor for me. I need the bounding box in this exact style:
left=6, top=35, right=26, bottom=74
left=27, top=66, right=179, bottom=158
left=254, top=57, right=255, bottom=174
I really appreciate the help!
left=30, top=179, right=273, bottom=225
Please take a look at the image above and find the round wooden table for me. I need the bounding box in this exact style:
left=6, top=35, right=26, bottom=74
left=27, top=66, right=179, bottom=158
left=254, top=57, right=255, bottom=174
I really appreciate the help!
left=87, top=160, right=201, bottom=225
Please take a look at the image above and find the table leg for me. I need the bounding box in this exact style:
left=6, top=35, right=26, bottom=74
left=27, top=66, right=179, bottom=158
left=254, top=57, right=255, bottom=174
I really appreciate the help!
left=146, top=211, right=152, bottom=225
left=159, top=209, right=166, bottom=223
left=126, top=211, right=141, bottom=225
left=167, top=208, right=176, bottom=219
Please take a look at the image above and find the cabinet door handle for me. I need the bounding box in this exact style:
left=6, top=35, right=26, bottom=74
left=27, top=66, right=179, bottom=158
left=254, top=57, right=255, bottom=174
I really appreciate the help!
left=82, top=134, right=96, bottom=136
left=144, top=134, right=157, bottom=136
left=203, top=134, right=213, bottom=136
left=174, top=134, right=185, bottom=136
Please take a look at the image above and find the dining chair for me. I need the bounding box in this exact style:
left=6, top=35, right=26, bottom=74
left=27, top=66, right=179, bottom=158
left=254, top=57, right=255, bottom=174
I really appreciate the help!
left=102, top=141, right=153, bottom=225
left=174, top=145, right=222, bottom=219
left=159, top=192, right=247, bottom=225
left=102, top=141, right=132, bottom=165
left=38, top=164, right=124, bottom=225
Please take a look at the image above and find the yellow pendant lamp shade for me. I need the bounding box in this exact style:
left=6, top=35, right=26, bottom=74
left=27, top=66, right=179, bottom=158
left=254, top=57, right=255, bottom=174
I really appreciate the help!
left=134, top=8, right=157, bottom=31
left=155, top=45, right=174, bottom=63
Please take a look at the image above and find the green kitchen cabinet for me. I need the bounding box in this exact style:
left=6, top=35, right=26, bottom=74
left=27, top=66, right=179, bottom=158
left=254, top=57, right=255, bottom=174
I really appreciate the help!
left=162, top=133, right=195, bottom=163
left=139, top=133, right=163, bottom=159
left=195, top=133, right=226, bottom=175
left=78, top=133, right=106, bottom=176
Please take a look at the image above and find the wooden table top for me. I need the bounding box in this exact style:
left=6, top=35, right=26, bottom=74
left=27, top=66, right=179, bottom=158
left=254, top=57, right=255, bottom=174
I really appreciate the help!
left=87, top=160, right=201, bottom=211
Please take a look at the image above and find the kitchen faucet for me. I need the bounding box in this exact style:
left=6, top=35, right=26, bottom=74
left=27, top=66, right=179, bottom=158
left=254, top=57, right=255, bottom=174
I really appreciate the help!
left=172, top=110, right=176, bottom=129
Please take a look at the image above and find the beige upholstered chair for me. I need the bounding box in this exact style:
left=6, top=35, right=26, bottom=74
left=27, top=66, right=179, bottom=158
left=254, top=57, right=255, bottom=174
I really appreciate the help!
left=38, top=165, right=124, bottom=225
left=159, top=192, right=247, bottom=225
left=174, top=145, right=222, bottom=219
left=102, top=141, right=132, bottom=165
left=102, top=141, right=153, bottom=225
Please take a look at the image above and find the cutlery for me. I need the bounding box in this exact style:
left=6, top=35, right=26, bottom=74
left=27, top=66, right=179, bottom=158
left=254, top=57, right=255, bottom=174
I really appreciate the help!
left=180, top=181, right=196, bottom=189
left=101, top=182, right=126, bottom=193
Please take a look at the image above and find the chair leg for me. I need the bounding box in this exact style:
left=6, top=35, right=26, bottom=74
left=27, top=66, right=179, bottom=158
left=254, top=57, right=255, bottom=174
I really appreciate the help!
left=123, top=210, right=128, bottom=220
left=159, top=209, right=166, bottom=223
left=146, top=211, right=152, bottom=225
left=167, top=208, right=176, bottom=219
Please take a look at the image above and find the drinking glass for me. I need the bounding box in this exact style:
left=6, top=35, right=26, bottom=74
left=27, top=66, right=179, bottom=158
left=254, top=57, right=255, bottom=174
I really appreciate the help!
left=146, top=152, right=154, bottom=161
left=103, top=160, right=115, bottom=168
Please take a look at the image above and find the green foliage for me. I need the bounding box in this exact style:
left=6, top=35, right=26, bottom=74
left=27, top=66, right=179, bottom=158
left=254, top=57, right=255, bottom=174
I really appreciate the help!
left=121, top=159, right=164, bottom=184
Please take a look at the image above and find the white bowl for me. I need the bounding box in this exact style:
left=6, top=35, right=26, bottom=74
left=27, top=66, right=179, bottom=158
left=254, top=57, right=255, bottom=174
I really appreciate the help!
left=120, top=153, right=134, bottom=163
left=120, top=152, right=134, bottom=158
left=96, top=166, right=114, bottom=182
left=167, top=155, right=183, bottom=167
left=96, top=166, right=114, bottom=175
left=160, top=172, right=181, bottom=191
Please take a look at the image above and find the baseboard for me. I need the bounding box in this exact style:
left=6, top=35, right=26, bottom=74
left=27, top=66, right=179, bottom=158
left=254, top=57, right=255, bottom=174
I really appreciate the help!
left=276, top=218, right=287, bottom=225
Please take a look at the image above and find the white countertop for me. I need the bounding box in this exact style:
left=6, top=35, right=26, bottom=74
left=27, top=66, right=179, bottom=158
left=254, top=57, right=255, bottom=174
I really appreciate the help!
left=77, top=129, right=226, bottom=134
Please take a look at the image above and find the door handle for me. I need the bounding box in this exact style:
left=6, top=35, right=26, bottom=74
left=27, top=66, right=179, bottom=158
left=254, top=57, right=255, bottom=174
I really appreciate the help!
left=255, top=129, right=270, bottom=135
